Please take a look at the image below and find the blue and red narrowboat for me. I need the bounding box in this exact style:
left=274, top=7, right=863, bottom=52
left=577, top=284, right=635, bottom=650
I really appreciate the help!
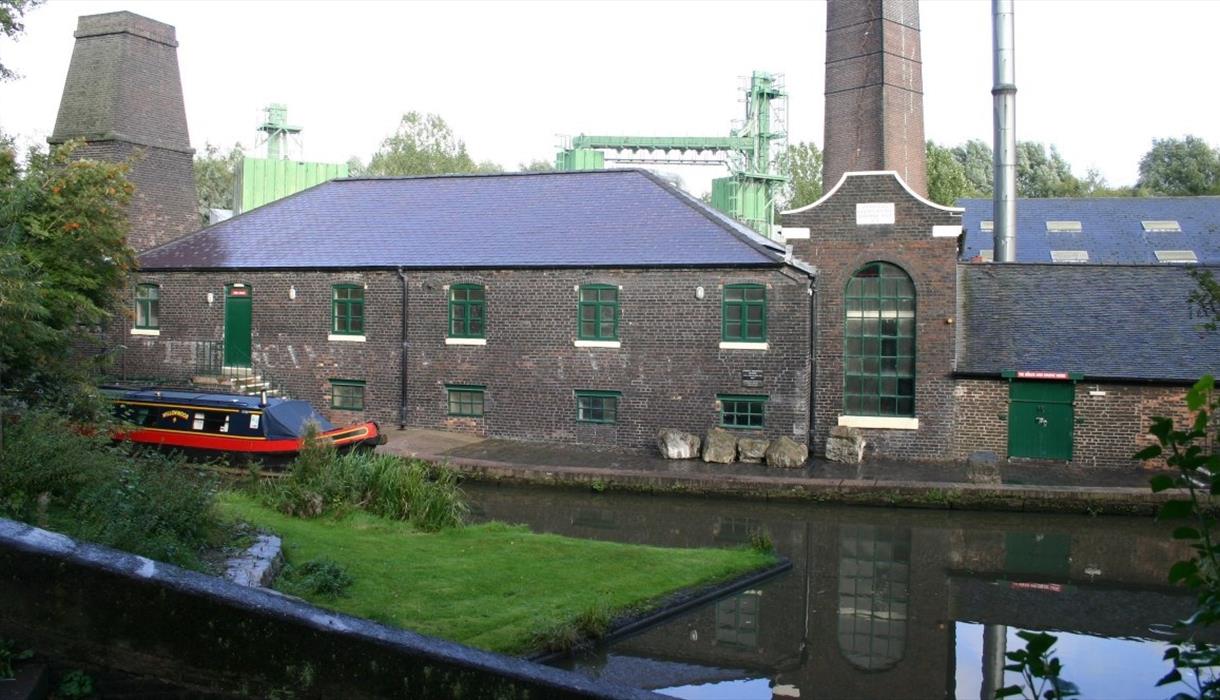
left=101, top=387, right=385, bottom=458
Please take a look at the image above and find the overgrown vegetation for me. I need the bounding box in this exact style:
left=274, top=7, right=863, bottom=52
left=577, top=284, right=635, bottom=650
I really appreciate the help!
left=276, top=557, right=354, bottom=600
left=220, top=492, right=775, bottom=654
left=256, top=433, right=467, bottom=532
left=0, top=411, right=222, bottom=569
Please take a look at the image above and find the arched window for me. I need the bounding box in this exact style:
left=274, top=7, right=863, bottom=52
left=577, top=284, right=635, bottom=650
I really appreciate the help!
left=837, top=524, right=910, bottom=671
left=844, top=262, right=915, bottom=416
left=135, top=283, right=159, bottom=329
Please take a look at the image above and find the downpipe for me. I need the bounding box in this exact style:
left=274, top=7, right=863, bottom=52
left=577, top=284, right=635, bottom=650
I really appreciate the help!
left=397, top=268, right=409, bottom=430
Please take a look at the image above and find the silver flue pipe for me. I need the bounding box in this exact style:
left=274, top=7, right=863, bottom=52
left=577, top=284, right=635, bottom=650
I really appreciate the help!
left=992, top=0, right=1017, bottom=262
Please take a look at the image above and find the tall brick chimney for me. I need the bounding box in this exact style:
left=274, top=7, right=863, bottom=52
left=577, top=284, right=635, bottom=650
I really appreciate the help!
left=50, top=11, right=198, bottom=252
left=823, top=0, right=927, bottom=196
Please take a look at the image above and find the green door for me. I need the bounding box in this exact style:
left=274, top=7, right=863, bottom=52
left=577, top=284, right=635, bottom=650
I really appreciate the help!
left=1008, top=380, right=1074, bottom=461
left=224, top=284, right=252, bottom=368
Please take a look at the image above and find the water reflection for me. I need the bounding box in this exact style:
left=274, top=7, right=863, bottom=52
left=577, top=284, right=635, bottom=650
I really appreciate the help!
left=465, top=483, right=1197, bottom=699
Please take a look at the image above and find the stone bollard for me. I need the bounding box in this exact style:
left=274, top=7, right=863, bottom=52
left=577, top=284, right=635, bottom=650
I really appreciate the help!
left=766, top=436, right=809, bottom=468
left=825, top=426, right=865, bottom=464
left=656, top=429, right=702, bottom=459
left=737, top=437, right=770, bottom=464
left=702, top=427, right=738, bottom=464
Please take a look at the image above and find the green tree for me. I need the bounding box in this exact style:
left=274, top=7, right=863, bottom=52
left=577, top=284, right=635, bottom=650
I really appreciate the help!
left=365, top=112, right=479, bottom=176
left=0, top=0, right=43, bottom=81
left=518, top=159, right=555, bottom=173
left=926, top=140, right=971, bottom=206
left=776, top=141, right=822, bottom=210
left=1137, top=136, right=1220, bottom=196
left=1016, top=142, right=1083, bottom=198
left=193, top=142, right=243, bottom=224
left=474, top=160, right=504, bottom=174
left=951, top=139, right=994, bottom=197
left=0, top=137, right=134, bottom=403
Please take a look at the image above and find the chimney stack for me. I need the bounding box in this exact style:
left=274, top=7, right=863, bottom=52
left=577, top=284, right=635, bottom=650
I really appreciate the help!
left=992, top=0, right=1018, bottom=262
left=50, top=11, right=198, bottom=252
left=823, top=0, right=927, bottom=195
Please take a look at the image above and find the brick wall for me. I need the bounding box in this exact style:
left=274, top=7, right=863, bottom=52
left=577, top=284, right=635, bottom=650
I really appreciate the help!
left=782, top=172, right=961, bottom=461
left=114, top=266, right=812, bottom=452
left=952, top=378, right=1193, bottom=468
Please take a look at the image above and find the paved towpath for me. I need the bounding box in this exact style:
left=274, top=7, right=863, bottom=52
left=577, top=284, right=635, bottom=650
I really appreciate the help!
left=381, top=428, right=1176, bottom=514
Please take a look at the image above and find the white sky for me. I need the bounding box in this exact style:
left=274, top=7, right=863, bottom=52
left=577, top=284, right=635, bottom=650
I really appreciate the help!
left=2, top=0, right=1219, bottom=196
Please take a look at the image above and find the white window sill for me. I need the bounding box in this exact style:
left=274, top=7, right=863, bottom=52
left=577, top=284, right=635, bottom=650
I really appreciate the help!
left=838, top=415, right=919, bottom=430
left=574, top=340, right=621, bottom=349
left=328, top=334, right=366, bottom=342
left=446, top=337, right=487, bottom=346
left=719, top=341, right=768, bottom=351
left=130, top=328, right=160, bottom=336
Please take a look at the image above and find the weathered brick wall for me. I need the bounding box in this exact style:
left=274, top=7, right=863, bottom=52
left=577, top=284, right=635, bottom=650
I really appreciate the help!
left=114, top=267, right=812, bottom=451
left=952, top=378, right=1193, bottom=468
left=782, top=172, right=961, bottom=461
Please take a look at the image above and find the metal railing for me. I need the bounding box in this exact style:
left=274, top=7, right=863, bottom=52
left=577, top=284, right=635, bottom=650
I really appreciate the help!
left=192, top=340, right=289, bottom=399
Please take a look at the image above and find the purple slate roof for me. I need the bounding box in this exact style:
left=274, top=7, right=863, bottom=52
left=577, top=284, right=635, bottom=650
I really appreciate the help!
left=139, top=169, right=787, bottom=270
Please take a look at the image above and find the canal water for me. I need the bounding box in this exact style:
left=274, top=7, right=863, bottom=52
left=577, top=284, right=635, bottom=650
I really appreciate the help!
left=465, top=482, right=1198, bottom=700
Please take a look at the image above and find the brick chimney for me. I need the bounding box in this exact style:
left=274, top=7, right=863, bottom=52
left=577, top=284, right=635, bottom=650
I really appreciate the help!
left=50, top=11, right=198, bottom=252
left=823, top=0, right=927, bottom=196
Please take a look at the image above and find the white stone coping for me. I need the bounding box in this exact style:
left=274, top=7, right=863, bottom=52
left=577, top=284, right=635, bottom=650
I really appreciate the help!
left=838, top=415, right=919, bottom=430
left=130, top=328, right=160, bottom=336
left=719, top=341, right=768, bottom=351
left=328, top=334, right=366, bottom=342
left=445, top=337, right=487, bottom=346
left=574, top=340, right=621, bottom=349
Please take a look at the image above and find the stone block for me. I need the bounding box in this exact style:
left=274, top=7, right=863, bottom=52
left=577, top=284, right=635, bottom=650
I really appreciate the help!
left=702, top=427, right=738, bottom=464
left=826, top=426, right=865, bottom=464
left=767, top=436, right=809, bottom=468
left=737, top=436, right=770, bottom=463
left=657, top=429, right=701, bottom=459
left=966, top=450, right=1002, bottom=484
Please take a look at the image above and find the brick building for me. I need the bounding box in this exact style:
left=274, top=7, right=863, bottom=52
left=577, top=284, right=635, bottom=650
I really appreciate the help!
left=123, top=170, right=815, bottom=451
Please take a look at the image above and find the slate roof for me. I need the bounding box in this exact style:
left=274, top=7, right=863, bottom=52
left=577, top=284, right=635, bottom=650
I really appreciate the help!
left=138, top=169, right=790, bottom=270
left=958, top=197, right=1220, bottom=264
left=957, top=263, right=1220, bottom=382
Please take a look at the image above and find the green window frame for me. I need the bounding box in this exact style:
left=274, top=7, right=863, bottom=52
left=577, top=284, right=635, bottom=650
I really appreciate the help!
left=446, top=384, right=485, bottom=417
left=578, top=284, right=619, bottom=340
left=575, top=390, right=620, bottom=424
left=844, top=262, right=916, bottom=417
left=719, top=394, right=766, bottom=429
left=332, top=284, right=365, bottom=335
left=449, top=284, right=486, bottom=338
left=722, top=283, right=766, bottom=341
left=330, top=379, right=365, bottom=411
left=135, top=283, right=160, bottom=329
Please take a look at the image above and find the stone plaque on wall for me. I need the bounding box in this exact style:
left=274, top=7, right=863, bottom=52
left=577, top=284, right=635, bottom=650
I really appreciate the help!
left=742, top=369, right=764, bottom=388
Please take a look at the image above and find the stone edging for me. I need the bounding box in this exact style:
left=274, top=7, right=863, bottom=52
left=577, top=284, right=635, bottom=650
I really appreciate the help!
left=223, top=534, right=284, bottom=588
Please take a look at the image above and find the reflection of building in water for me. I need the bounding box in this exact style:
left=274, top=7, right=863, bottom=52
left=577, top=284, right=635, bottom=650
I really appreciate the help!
left=837, top=525, right=910, bottom=671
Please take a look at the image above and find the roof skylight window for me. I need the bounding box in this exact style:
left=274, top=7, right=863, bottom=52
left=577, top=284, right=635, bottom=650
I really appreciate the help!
left=1046, top=221, right=1082, bottom=233
left=980, top=220, right=993, bottom=232
left=1050, top=250, right=1089, bottom=263
left=1154, top=250, right=1198, bottom=263
left=977, top=249, right=994, bottom=262
left=1142, top=220, right=1182, bottom=233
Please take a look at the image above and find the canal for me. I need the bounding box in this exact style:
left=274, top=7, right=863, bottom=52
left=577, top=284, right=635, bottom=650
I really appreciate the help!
left=466, top=482, right=1197, bottom=699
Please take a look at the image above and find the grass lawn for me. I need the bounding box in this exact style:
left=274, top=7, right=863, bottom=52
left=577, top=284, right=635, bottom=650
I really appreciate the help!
left=218, top=491, right=774, bottom=655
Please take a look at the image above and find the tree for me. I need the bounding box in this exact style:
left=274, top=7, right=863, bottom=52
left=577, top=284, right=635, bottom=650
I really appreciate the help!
left=518, top=159, right=555, bottom=173
left=474, top=160, right=504, bottom=174
left=365, top=112, right=479, bottom=177
left=1137, top=136, right=1220, bottom=196
left=193, top=142, right=243, bottom=223
left=1016, top=142, right=1083, bottom=198
left=0, top=0, right=43, bottom=81
left=0, top=137, right=134, bottom=404
left=776, top=141, right=822, bottom=210
left=950, top=139, right=994, bottom=197
left=925, top=141, right=971, bottom=206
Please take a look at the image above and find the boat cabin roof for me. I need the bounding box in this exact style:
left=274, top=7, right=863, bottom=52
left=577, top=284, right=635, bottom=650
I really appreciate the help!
left=101, top=387, right=275, bottom=411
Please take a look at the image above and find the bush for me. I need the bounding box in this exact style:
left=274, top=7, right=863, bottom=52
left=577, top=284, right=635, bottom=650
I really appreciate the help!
left=258, top=434, right=468, bottom=532
left=0, top=410, right=221, bottom=569
left=277, top=557, right=354, bottom=599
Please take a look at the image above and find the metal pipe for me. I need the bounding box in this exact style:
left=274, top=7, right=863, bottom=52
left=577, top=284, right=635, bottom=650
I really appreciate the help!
left=397, top=268, right=409, bottom=430
left=992, top=0, right=1018, bottom=263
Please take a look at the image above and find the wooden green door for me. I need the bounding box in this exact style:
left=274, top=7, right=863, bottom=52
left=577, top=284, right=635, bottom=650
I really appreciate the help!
left=1008, top=380, right=1074, bottom=461
left=224, top=284, right=252, bottom=368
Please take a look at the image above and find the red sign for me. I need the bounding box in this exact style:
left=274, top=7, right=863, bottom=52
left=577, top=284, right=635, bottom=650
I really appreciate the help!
left=1016, top=370, right=1069, bottom=380
left=229, top=287, right=248, bottom=297
left=1010, top=581, right=1064, bottom=593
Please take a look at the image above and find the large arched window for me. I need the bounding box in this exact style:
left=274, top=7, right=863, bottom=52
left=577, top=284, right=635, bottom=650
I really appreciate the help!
left=844, top=262, right=915, bottom=416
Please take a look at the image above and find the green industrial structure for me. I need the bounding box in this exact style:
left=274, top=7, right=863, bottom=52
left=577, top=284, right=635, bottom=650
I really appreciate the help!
left=235, top=104, right=348, bottom=214
left=555, top=72, right=788, bottom=235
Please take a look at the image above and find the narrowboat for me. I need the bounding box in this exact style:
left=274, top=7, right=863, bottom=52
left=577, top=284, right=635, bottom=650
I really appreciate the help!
left=101, top=387, right=385, bottom=459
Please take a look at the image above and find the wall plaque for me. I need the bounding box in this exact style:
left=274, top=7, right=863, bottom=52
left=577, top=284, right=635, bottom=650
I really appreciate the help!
left=856, top=202, right=895, bottom=225
left=742, top=369, right=764, bottom=388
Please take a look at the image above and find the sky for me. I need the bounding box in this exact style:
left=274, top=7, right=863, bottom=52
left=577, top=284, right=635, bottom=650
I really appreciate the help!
left=2, top=0, right=1219, bottom=196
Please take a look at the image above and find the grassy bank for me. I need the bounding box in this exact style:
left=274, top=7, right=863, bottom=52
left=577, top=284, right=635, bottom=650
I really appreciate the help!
left=219, top=491, right=773, bottom=654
